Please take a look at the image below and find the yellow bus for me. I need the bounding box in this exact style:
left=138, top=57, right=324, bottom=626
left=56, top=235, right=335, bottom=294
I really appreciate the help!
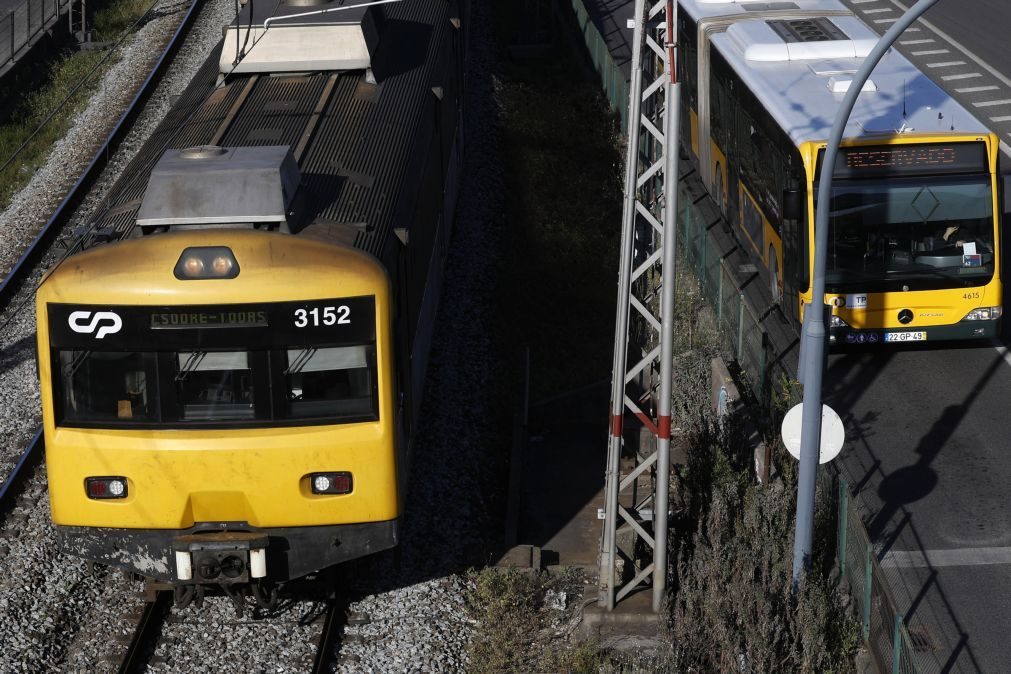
left=678, top=0, right=1003, bottom=344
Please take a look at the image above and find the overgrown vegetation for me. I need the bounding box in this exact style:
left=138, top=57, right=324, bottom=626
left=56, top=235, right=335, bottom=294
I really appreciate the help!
left=0, top=0, right=160, bottom=213
left=466, top=567, right=596, bottom=674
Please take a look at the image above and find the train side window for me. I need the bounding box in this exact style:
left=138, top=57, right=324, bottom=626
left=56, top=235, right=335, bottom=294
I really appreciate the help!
left=57, top=350, right=159, bottom=424
left=282, top=345, right=378, bottom=421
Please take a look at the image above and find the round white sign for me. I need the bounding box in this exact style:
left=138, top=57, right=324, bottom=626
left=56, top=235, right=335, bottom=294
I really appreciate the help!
left=780, top=403, right=845, bottom=464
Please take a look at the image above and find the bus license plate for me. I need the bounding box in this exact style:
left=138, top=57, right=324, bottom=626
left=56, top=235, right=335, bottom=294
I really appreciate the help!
left=885, top=331, right=926, bottom=343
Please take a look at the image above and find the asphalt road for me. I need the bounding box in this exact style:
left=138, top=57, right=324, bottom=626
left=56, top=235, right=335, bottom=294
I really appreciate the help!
left=835, top=2, right=1011, bottom=671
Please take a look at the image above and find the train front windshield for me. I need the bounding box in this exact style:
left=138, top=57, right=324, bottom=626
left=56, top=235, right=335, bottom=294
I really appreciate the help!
left=56, top=345, right=377, bottom=427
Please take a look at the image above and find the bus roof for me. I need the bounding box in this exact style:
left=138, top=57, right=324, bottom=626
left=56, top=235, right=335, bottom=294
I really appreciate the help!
left=679, top=0, right=990, bottom=146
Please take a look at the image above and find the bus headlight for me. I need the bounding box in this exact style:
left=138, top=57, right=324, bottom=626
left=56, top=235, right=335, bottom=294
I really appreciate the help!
left=962, top=307, right=1002, bottom=321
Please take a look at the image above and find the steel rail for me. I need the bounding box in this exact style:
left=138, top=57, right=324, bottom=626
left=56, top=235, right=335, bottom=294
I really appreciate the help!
left=0, top=426, right=43, bottom=513
left=0, top=0, right=205, bottom=309
left=311, top=599, right=344, bottom=674
left=117, top=591, right=171, bottom=674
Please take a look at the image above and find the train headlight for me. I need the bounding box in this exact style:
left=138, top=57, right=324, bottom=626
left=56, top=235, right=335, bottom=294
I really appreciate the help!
left=962, top=306, right=1002, bottom=321
left=830, top=315, right=850, bottom=328
left=85, top=476, right=128, bottom=500
left=309, top=472, right=353, bottom=495
left=174, top=247, right=240, bottom=280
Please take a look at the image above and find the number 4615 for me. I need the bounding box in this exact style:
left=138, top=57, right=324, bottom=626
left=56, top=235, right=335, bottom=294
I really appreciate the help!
left=294, top=306, right=351, bottom=327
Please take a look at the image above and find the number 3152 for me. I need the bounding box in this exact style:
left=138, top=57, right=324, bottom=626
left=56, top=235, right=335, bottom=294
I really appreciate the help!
left=294, top=306, right=350, bottom=327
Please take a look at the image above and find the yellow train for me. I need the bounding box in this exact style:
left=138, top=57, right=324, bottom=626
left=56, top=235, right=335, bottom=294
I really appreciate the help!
left=36, top=0, right=465, bottom=603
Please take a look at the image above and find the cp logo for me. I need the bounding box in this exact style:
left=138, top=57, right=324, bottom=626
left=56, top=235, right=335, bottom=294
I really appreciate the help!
left=68, top=311, right=122, bottom=339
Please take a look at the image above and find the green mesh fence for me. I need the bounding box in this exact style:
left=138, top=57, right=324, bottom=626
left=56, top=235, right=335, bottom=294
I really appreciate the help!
left=568, top=0, right=630, bottom=131
left=837, top=478, right=920, bottom=673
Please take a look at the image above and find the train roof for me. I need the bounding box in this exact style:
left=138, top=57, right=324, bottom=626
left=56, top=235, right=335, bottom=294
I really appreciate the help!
left=678, top=0, right=990, bottom=145
left=83, top=0, right=459, bottom=261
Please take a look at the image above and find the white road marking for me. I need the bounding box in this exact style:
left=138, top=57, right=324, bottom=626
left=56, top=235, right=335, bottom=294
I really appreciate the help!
left=851, top=0, right=877, bottom=4
left=990, top=115, right=1011, bottom=122
left=972, top=99, right=1011, bottom=108
left=941, top=73, right=982, bottom=81
left=881, top=546, right=1011, bottom=569
left=991, top=339, right=1011, bottom=369
left=900, top=39, right=934, bottom=45
left=911, top=49, right=949, bottom=56
left=863, top=7, right=892, bottom=13
left=874, top=18, right=897, bottom=23
left=956, top=85, right=1000, bottom=93
left=927, top=61, right=966, bottom=68
left=888, top=0, right=1011, bottom=90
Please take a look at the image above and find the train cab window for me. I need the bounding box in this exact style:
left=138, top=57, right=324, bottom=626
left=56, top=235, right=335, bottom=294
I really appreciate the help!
left=174, top=350, right=255, bottom=421
left=58, top=350, right=158, bottom=423
left=282, top=345, right=377, bottom=421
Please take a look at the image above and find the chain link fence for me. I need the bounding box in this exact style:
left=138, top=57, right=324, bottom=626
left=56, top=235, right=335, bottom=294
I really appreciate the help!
left=0, top=0, right=73, bottom=66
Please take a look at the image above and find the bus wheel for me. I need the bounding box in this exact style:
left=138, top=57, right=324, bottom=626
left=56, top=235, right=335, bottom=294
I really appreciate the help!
left=769, top=247, right=782, bottom=304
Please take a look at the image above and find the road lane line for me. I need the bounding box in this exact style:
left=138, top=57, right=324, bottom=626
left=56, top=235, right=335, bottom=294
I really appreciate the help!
left=881, top=546, right=1011, bottom=568
left=911, top=49, right=949, bottom=56
left=863, top=7, right=892, bottom=13
left=926, top=61, right=966, bottom=68
left=874, top=18, right=897, bottom=23
left=887, top=0, right=1011, bottom=91
left=990, top=115, right=1011, bottom=122
left=991, top=340, right=1011, bottom=369
left=972, top=100, right=1011, bottom=108
left=900, top=39, right=934, bottom=45
left=956, top=85, right=1000, bottom=93
left=941, top=73, right=982, bottom=81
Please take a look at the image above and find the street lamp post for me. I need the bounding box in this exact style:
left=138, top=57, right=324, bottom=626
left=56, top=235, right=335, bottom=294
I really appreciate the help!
left=792, top=0, right=941, bottom=586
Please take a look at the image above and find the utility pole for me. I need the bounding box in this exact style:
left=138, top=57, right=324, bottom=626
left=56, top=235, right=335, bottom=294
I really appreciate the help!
left=600, top=0, right=680, bottom=612
left=792, top=0, right=941, bottom=585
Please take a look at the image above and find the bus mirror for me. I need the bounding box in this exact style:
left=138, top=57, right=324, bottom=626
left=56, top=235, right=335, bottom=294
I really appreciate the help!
left=783, top=188, right=803, bottom=221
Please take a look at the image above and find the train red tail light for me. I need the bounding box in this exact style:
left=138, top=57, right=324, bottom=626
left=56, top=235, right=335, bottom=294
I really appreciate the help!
left=309, top=472, right=352, bottom=495
left=86, top=476, right=128, bottom=499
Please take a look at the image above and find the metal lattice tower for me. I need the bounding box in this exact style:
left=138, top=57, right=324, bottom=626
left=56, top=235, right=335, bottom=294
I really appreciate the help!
left=599, top=0, right=680, bottom=612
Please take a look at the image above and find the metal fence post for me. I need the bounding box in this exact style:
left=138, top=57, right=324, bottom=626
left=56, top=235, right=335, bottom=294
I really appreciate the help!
left=863, top=542, right=873, bottom=640
left=837, top=479, right=849, bottom=577
left=9, top=13, right=13, bottom=62
left=892, top=613, right=904, bottom=674
left=736, top=292, right=744, bottom=360
left=717, top=264, right=723, bottom=323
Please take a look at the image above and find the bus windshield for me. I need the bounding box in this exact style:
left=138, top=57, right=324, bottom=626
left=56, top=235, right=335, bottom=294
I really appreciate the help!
left=825, top=175, right=994, bottom=292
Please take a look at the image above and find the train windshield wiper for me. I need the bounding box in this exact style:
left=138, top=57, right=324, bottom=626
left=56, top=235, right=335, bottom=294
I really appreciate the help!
left=284, top=347, right=317, bottom=375
left=175, top=351, right=207, bottom=381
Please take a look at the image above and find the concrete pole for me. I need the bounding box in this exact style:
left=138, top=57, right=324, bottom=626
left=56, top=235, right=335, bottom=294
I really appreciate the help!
left=653, top=0, right=680, bottom=613
left=792, top=0, right=940, bottom=586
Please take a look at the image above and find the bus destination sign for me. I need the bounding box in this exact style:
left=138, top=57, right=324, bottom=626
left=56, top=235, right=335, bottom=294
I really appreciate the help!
left=820, top=142, right=988, bottom=178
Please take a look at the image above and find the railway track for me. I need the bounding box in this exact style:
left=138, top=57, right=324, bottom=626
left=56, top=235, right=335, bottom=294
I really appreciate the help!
left=110, top=591, right=347, bottom=672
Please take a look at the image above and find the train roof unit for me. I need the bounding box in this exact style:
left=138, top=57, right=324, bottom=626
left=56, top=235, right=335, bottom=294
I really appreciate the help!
left=679, top=0, right=989, bottom=145
left=219, top=1, right=380, bottom=76
left=136, top=145, right=301, bottom=232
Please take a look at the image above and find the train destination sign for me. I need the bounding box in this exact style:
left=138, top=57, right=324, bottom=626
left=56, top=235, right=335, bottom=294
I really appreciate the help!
left=48, top=296, right=376, bottom=350
left=817, top=142, right=988, bottom=179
